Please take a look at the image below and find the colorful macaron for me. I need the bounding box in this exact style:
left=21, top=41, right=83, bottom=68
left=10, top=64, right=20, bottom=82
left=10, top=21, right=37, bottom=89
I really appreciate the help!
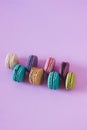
left=25, top=55, right=38, bottom=72
left=5, top=52, right=76, bottom=90
left=44, top=57, right=55, bottom=73
left=12, top=64, right=26, bottom=82
left=60, top=62, right=69, bottom=79
left=65, top=72, right=76, bottom=90
left=29, top=67, right=44, bottom=85
left=48, top=72, right=60, bottom=90
left=5, top=53, right=18, bottom=69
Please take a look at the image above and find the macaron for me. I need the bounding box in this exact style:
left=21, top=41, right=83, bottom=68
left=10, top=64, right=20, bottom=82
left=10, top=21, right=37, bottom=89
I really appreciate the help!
left=44, top=57, right=55, bottom=73
left=60, top=62, right=69, bottom=79
left=65, top=72, right=76, bottom=90
left=29, top=67, right=44, bottom=85
left=13, top=64, right=25, bottom=82
left=25, top=55, right=38, bottom=72
left=48, top=72, right=60, bottom=90
left=5, top=53, right=18, bottom=69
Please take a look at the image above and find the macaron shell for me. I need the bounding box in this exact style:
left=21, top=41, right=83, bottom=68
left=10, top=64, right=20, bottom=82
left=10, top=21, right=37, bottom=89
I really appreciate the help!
left=30, top=56, right=38, bottom=69
left=27, top=55, right=35, bottom=72
left=47, top=58, right=55, bottom=73
left=17, top=66, right=25, bottom=82
left=29, top=67, right=39, bottom=84
left=26, top=55, right=33, bottom=72
left=29, top=68, right=34, bottom=84
left=44, top=58, right=50, bottom=71
left=34, top=68, right=43, bottom=85
left=10, top=54, right=18, bottom=69
left=13, top=64, right=21, bottom=81
left=65, top=72, right=75, bottom=90
left=48, top=72, right=54, bottom=89
left=48, top=72, right=60, bottom=90
left=53, top=72, right=60, bottom=90
left=5, top=53, right=11, bottom=68
left=61, top=62, right=69, bottom=78
left=63, top=62, right=69, bottom=77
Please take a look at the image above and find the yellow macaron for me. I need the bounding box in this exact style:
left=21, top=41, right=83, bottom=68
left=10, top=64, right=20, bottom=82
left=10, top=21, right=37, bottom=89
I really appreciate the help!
left=65, top=72, right=76, bottom=90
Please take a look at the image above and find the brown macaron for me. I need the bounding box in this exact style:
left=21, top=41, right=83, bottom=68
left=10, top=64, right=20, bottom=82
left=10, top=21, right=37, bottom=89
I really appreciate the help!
left=60, top=62, right=69, bottom=79
left=29, top=67, right=44, bottom=85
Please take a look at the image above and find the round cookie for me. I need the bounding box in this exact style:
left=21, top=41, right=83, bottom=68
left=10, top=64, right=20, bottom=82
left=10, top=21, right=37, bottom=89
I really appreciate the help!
left=48, top=72, right=60, bottom=90
left=13, top=64, right=25, bottom=82
left=25, top=55, right=38, bottom=72
left=65, top=72, right=76, bottom=90
left=44, top=57, right=55, bottom=73
left=29, top=67, right=44, bottom=85
left=5, top=53, right=18, bottom=69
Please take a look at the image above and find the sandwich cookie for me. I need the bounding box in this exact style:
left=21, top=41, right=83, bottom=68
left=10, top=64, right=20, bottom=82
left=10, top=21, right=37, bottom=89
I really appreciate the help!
left=25, top=55, right=38, bottom=72
left=48, top=72, right=60, bottom=90
left=5, top=53, right=18, bottom=69
left=13, top=64, right=25, bottom=82
left=44, top=57, right=55, bottom=73
left=65, top=72, right=76, bottom=90
left=60, top=62, right=69, bottom=79
left=29, top=67, right=44, bottom=85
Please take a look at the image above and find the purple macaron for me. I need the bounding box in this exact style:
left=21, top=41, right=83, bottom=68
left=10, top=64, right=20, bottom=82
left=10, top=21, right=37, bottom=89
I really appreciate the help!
left=25, top=55, right=38, bottom=72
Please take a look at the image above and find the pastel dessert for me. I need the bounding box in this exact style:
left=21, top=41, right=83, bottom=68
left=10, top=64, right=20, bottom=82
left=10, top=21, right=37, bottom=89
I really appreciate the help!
left=44, top=57, right=55, bottom=73
left=29, top=67, right=44, bottom=85
left=25, top=55, right=38, bottom=72
left=65, top=72, right=76, bottom=90
left=60, top=62, right=69, bottom=79
left=48, top=72, right=60, bottom=90
left=5, top=53, right=18, bottom=69
left=12, top=64, right=25, bottom=82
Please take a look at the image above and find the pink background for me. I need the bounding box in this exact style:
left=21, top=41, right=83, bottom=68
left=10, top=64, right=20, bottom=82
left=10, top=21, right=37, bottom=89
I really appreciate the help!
left=0, top=0, right=87, bottom=130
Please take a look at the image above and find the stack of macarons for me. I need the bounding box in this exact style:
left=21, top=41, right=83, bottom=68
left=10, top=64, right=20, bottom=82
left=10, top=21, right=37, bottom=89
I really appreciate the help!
left=5, top=53, right=76, bottom=90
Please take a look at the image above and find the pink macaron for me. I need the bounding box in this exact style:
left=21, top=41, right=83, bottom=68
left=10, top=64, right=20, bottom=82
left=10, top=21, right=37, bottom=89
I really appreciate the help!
left=44, top=57, right=55, bottom=73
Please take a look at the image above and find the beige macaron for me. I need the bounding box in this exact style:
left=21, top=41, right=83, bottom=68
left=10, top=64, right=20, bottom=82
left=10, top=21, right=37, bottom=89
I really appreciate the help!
left=5, top=53, right=18, bottom=69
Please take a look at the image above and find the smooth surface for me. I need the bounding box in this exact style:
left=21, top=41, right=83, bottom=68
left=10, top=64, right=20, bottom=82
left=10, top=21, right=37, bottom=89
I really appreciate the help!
left=0, top=0, right=87, bottom=130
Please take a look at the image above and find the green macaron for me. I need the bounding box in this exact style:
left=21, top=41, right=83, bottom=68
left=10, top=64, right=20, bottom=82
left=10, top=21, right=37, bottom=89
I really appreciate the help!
left=13, top=64, right=25, bottom=82
left=65, top=72, right=76, bottom=90
left=48, top=72, right=60, bottom=90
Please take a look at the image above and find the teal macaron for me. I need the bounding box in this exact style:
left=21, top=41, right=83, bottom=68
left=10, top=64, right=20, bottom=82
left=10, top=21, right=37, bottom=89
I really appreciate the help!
left=48, top=72, right=60, bottom=90
left=12, top=64, right=25, bottom=82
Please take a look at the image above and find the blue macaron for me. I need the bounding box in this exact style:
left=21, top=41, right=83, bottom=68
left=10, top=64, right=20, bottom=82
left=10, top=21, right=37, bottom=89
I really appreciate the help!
left=48, top=72, right=60, bottom=90
left=12, top=64, right=26, bottom=82
left=25, top=55, right=38, bottom=72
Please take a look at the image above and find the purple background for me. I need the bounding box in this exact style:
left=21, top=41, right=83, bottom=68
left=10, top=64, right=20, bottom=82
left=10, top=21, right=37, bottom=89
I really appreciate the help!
left=0, top=0, right=87, bottom=130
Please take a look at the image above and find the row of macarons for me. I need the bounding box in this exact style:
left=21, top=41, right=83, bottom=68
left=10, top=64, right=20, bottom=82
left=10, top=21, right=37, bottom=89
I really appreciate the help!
left=5, top=53, right=76, bottom=90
